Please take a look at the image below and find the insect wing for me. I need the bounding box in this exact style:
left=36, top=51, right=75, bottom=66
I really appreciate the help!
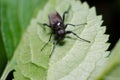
left=49, top=12, right=63, bottom=27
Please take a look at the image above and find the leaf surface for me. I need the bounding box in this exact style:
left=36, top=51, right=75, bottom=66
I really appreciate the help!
left=1, top=0, right=48, bottom=59
left=97, top=39, right=120, bottom=80
left=8, top=0, right=110, bottom=80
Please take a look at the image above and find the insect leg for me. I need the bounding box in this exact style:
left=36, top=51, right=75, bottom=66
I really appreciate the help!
left=41, top=33, right=52, bottom=51
left=49, top=40, right=57, bottom=57
left=42, top=23, right=51, bottom=27
left=66, top=31, right=90, bottom=43
left=38, top=23, right=51, bottom=27
left=63, top=5, right=71, bottom=22
left=64, top=23, right=87, bottom=29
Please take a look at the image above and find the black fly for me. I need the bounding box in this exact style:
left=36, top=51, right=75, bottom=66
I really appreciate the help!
left=40, top=6, right=90, bottom=57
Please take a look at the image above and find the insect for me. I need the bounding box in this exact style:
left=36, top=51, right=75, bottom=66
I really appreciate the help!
left=40, top=6, right=90, bottom=57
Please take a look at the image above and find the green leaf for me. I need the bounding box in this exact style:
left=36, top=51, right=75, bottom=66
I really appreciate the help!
left=0, top=32, right=7, bottom=77
left=96, top=39, right=120, bottom=80
left=1, top=0, right=110, bottom=80
left=1, top=0, right=48, bottom=79
left=1, top=0, right=48, bottom=60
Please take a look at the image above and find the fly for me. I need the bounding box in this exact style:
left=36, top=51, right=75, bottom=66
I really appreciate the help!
left=40, top=6, right=90, bottom=57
